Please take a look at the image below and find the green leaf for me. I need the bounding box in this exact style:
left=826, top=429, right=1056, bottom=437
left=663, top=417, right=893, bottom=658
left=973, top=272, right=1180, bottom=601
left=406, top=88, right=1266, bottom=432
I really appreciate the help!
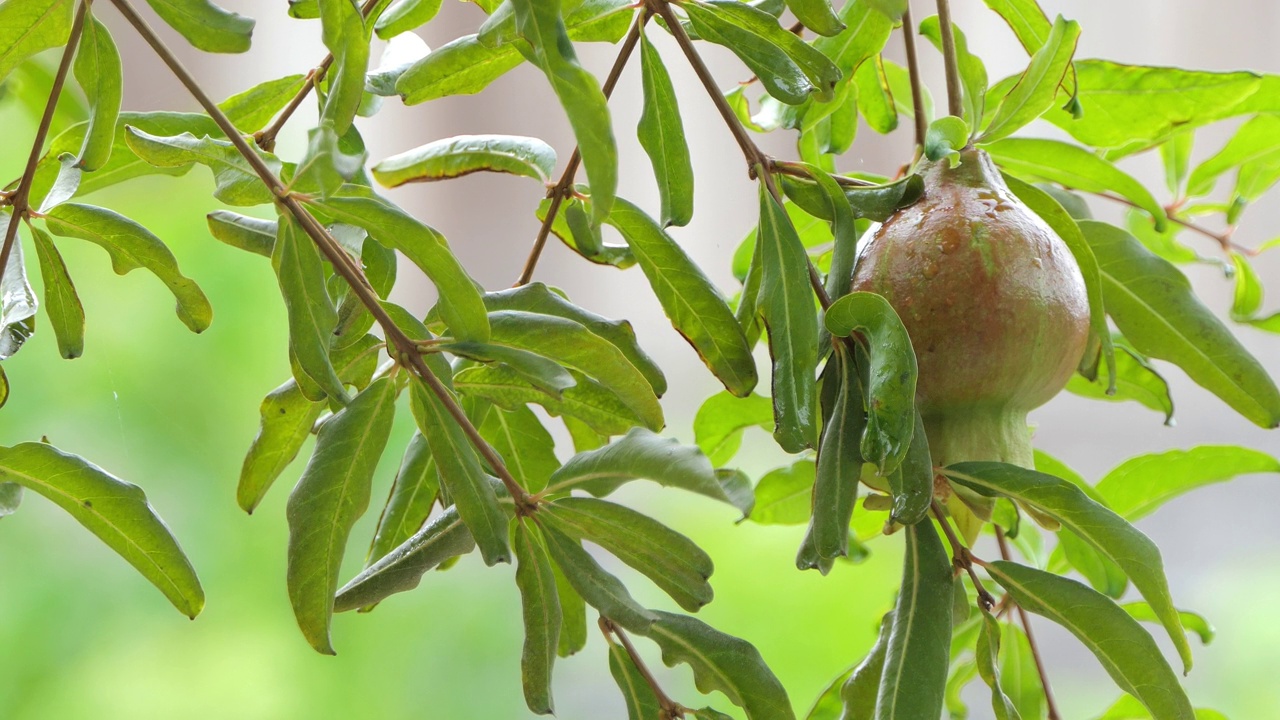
left=44, top=202, right=213, bottom=333
left=924, top=116, right=968, bottom=165
left=944, top=462, right=1193, bottom=673
left=803, top=666, right=851, bottom=720
left=144, top=0, right=254, bottom=53
left=985, top=562, right=1195, bottom=720
left=37, top=153, right=82, bottom=213
left=291, top=124, right=367, bottom=200
left=537, top=519, right=656, bottom=633
left=919, top=15, right=988, bottom=129
left=1096, top=445, right=1280, bottom=521
left=853, top=57, right=897, bottom=134
left=785, top=0, right=842, bottom=36
left=366, top=432, right=439, bottom=567
left=839, top=613, right=892, bottom=720
left=978, top=15, right=1080, bottom=144
left=541, top=496, right=714, bottom=612
left=396, top=34, right=523, bottom=103
left=0, top=442, right=204, bottom=617
left=1096, top=695, right=1229, bottom=720
left=318, top=0, right=370, bottom=134
left=750, top=460, right=815, bottom=525
left=806, top=348, right=863, bottom=563
left=757, top=185, right=819, bottom=452
left=643, top=611, right=796, bottom=720
left=694, top=391, right=774, bottom=467
left=884, top=407, right=933, bottom=526
left=777, top=173, right=923, bottom=225
left=543, top=428, right=743, bottom=511
left=1046, top=61, right=1261, bottom=150
left=366, top=32, right=431, bottom=97
left=206, top=210, right=276, bottom=258
left=444, top=341, right=575, bottom=398
left=237, top=380, right=325, bottom=513
left=811, top=0, right=891, bottom=77
left=0, top=480, right=20, bottom=516
left=480, top=405, right=560, bottom=493
left=824, top=292, right=917, bottom=475
left=123, top=128, right=280, bottom=206
left=28, top=225, right=84, bottom=359
left=980, top=0, right=1050, bottom=55
left=1161, top=131, right=1194, bottom=197
left=553, top=558, right=587, bottom=656
left=684, top=0, right=840, bottom=106
left=454, top=364, right=643, bottom=436
left=606, top=198, right=755, bottom=396
left=1186, top=114, right=1280, bottom=197
left=219, top=74, right=308, bottom=133
left=536, top=195, right=636, bottom=269
left=875, top=522, right=952, bottom=720
left=512, top=0, right=616, bottom=224
left=286, top=377, right=397, bottom=654
left=374, top=0, right=443, bottom=38
left=607, top=635, right=664, bottom=719
left=73, top=14, right=122, bottom=172
left=1081, top=220, right=1280, bottom=427
left=335, top=505, right=476, bottom=611
left=976, top=610, right=1022, bottom=720
left=987, top=138, right=1167, bottom=229
left=0, top=0, right=72, bottom=84
left=270, top=213, right=347, bottom=403
left=1121, top=602, right=1215, bottom=646
left=316, top=194, right=490, bottom=342
left=0, top=221, right=35, bottom=361
left=1065, top=341, right=1174, bottom=424
left=373, top=134, right=556, bottom=186
left=409, top=378, right=511, bottom=566
left=637, top=32, right=695, bottom=228
left=514, top=520, right=561, bottom=715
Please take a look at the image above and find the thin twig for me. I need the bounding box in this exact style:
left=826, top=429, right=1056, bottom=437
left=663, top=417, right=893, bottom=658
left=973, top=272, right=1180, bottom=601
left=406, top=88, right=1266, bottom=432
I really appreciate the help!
left=1088, top=189, right=1254, bottom=256
left=930, top=501, right=995, bottom=610
left=107, top=0, right=538, bottom=514
left=934, top=0, right=964, bottom=119
left=515, top=9, right=650, bottom=287
left=0, top=0, right=88, bottom=288
left=254, top=0, right=382, bottom=152
left=996, top=527, right=1061, bottom=720
left=899, top=7, right=928, bottom=149
left=771, top=161, right=875, bottom=188
left=599, top=617, right=684, bottom=719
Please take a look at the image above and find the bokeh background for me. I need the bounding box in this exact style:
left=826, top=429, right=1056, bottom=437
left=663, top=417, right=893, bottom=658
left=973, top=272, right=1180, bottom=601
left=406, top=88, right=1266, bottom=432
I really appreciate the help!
left=1, top=0, right=1278, bottom=718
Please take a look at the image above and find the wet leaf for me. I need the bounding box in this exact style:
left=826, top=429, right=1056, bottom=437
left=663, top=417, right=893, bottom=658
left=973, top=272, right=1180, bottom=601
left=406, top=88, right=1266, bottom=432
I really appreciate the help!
left=805, top=347, right=864, bottom=563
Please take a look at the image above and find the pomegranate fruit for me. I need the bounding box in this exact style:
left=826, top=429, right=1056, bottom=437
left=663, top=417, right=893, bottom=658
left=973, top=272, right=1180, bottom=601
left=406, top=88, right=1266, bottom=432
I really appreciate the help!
left=850, top=147, right=1090, bottom=532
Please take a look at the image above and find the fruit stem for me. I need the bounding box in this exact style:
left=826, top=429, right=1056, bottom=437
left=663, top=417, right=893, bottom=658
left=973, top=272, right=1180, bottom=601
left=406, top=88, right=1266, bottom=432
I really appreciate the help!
left=996, top=527, right=1062, bottom=720
left=934, top=0, right=965, bottom=119
left=900, top=6, right=929, bottom=149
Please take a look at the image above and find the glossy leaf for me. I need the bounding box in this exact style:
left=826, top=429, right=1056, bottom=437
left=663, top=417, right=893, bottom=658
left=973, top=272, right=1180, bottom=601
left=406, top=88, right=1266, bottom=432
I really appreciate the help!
left=514, top=520, right=561, bottom=715
left=978, top=15, right=1080, bottom=144
left=919, top=15, right=988, bottom=128
left=454, top=364, right=643, bottom=436
left=0, top=442, right=204, bottom=618
left=44, top=202, right=213, bottom=334
left=874, top=522, right=952, bottom=720
left=286, top=377, right=397, bottom=654
left=373, top=135, right=556, bottom=186
left=757, top=185, right=819, bottom=452
left=541, top=497, right=714, bottom=612
left=643, top=611, right=796, bottom=720
left=811, top=0, right=891, bottom=77
left=637, top=32, right=694, bottom=228
left=693, top=391, right=774, bottom=467
left=396, top=34, right=523, bottom=103
left=124, top=128, right=280, bottom=206
left=220, top=74, right=307, bottom=133
left=538, top=520, right=656, bottom=634
left=986, top=562, right=1195, bottom=719
left=445, top=341, right=576, bottom=398
left=975, top=609, right=1022, bottom=720
left=410, top=378, right=510, bottom=566
left=73, top=15, right=122, bottom=171
left=923, top=116, right=968, bottom=165
left=980, top=0, right=1050, bottom=55
left=839, top=613, right=892, bottom=720
left=786, top=0, right=842, bottom=36
left=780, top=174, right=924, bottom=224
left=336, top=505, right=476, bottom=611
left=1081, top=220, right=1280, bottom=428
left=206, top=211, right=276, bottom=258
left=944, top=461, right=1192, bottom=672
left=0, top=0, right=73, bottom=85
left=537, top=195, right=636, bottom=269
left=479, top=405, right=559, bottom=493
left=0, top=224, right=37, bottom=361
left=750, top=460, right=815, bottom=525
left=374, top=0, right=443, bottom=38
left=144, top=0, right=254, bottom=53
left=318, top=0, right=370, bottom=134
left=806, top=347, right=864, bottom=563
left=853, top=57, right=897, bottom=134
left=28, top=225, right=84, bottom=359
left=1096, top=445, right=1280, bottom=522
left=270, top=213, right=347, bottom=403
left=884, top=408, right=933, bottom=526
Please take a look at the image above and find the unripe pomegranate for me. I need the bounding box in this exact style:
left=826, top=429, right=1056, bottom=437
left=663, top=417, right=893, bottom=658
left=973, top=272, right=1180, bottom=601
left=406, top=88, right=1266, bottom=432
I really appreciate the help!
left=851, top=148, right=1089, bottom=493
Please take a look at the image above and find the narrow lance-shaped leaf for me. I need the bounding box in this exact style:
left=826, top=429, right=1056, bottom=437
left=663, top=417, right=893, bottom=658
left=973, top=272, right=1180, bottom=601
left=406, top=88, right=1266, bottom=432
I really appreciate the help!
left=514, top=520, right=562, bottom=715
left=375, top=0, right=444, bottom=39
left=291, top=124, right=367, bottom=200
left=237, top=380, right=325, bottom=513
left=44, top=203, right=213, bottom=334
left=409, top=378, right=511, bottom=565
left=0, top=442, right=204, bottom=618
left=206, top=211, right=276, bottom=258
left=751, top=460, right=816, bottom=526
left=124, top=128, right=281, bottom=206
left=944, top=461, right=1193, bottom=672
left=219, top=74, right=308, bottom=133
left=885, top=407, right=933, bottom=526
left=286, top=378, right=397, bottom=654
left=824, top=292, right=917, bottom=475
left=28, top=225, right=84, bottom=359
left=73, top=14, right=122, bottom=171
left=1065, top=341, right=1174, bottom=424
left=373, top=134, right=556, bottom=186
left=0, top=0, right=73, bottom=85
left=335, top=505, right=476, bottom=611
left=366, top=432, right=439, bottom=566
left=805, top=345, right=864, bottom=565
left=786, top=0, right=843, bottom=37
left=271, top=213, right=348, bottom=404
left=874, top=522, right=953, bottom=720
left=0, top=224, right=37, bottom=361
left=395, top=34, right=523, bottom=104
left=144, top=0, right=255, bottom=53
left=642, top=611, right=797, bottom=720
left=553, top=559, right=587, bottom=657
left=537, top=520, right=657, bottom=634
left=479, top=405, right=560, bottom=493
left=757, top=185, right=819, bottom=452
left=605, top=198, right=756, bottom=397
left=1095, top=445, right=1280, bottom=522
left=1080, top=220, right=1280, bottom=428
left=986, top=561, right=1195, bottom=719
left=637, top=32, right=694, bottom=228
left=854, top=56, right=898, bottom=134
left=318, top=0, right=370, bottom=133
left=1120, top=602, right=1215, bottom=646
left=453, top=364, right=644, bottom=437
left=511, top=0, right=616, bottom=224
left=444, top=341, right=576, bottom=398
left=693, top=391, right=774, bottom=467
left=839, top=613, right=893, bottom=720
left=978, top=16, right=1080, bottom=144
left=607, top=634, right=664, bottom=720
left=976, top=609, right=1023, bottom=720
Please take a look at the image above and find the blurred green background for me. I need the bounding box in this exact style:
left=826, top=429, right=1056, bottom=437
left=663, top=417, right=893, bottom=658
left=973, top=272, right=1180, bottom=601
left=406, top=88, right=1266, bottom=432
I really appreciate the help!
left=4, top=1, right=1280, bottom=717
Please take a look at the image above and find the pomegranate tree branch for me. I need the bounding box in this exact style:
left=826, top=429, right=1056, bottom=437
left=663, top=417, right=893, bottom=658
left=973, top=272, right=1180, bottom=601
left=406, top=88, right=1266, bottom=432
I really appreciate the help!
left=107, top=0, right=537, bottom=513
left=933, top=0, right=964, bottom=119
left=599, top=617, right=684, bottom=719
left=930, top=501, right=995, bottom=610
left=255, top=0, right=382, bottom=151
left=515, top=8, right=650, bottom=287
left=1088, top=189, right=1254, bottom=256
left=0, top=0, right=88, bottom=287
left=996, top=527, right=1061, bottom=720
left=900, top=7, right=928, bottom=148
